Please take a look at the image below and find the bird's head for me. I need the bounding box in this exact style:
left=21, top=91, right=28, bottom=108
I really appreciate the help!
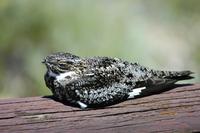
left=43, top=52, right=82, bottom=74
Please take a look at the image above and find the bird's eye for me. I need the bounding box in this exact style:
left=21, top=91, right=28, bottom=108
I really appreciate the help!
left=59, top=63, right=66, bottom=67
left=66, top=60, right=74, bottom=64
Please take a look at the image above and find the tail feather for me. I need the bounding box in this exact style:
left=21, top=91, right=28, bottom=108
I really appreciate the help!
left=134, top=70, right=193, bottom=98
left=163, top=70, right=194, bottom=80
left=133, top=70, right=194, bottom=98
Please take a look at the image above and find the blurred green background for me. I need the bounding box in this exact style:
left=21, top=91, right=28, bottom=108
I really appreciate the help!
left=0, top=0, right=199, bottom=98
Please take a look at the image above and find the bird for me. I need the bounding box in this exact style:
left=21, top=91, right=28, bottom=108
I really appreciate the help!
left=43, top=52, right=194, bottom=109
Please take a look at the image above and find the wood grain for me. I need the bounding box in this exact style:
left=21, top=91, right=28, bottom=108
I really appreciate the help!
left=0, top=84, right=200, bottom=133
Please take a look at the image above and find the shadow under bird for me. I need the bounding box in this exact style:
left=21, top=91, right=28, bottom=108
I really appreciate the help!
left=43, top=52, right=194, bottom=109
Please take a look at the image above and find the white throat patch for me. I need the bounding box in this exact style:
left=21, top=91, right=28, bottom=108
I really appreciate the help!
left=54, top=71, right=78, bottom=86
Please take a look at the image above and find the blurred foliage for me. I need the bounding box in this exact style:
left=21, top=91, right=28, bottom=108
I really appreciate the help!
left=0, top=0, right=199, bottom=98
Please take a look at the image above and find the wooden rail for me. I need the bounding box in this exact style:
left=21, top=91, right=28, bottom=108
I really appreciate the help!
left=0, top=84, right=200, bottom=133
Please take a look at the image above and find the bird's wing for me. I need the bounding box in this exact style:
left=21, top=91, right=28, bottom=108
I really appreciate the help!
left=128, top=69, right=194, bottom=99
left=130, top=78, right=177, bottom=99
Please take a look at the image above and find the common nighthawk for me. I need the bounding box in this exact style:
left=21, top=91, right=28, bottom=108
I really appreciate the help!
left=43, top=52, right=193, bottom=109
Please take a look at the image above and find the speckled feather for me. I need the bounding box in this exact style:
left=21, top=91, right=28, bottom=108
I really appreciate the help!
left=43, top=52, right=193, bottom=108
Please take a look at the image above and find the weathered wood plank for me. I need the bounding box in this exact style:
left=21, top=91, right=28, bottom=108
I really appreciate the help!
left=0, top=84, right=200, bottom=133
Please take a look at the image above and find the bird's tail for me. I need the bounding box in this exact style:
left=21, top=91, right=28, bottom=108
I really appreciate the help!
left=133, top=70, right=194, bottom=99
left=159, top=70, right=194, bottom=80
